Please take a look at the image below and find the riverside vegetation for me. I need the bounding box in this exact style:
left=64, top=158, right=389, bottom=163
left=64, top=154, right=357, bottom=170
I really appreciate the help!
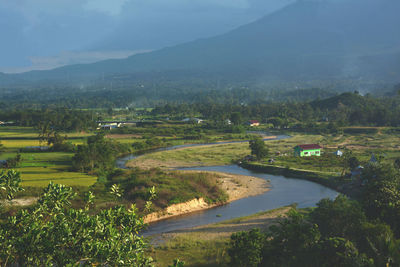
left=1, top=91, right=400, bottom=266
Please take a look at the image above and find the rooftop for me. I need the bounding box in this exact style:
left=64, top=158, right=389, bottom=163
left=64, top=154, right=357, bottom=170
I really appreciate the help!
left=295, top=144, right=322, bottom=150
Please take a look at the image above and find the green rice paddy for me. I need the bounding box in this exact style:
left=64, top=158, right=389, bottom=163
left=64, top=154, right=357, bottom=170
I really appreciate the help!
left=0, top=126, right=96, bottom=187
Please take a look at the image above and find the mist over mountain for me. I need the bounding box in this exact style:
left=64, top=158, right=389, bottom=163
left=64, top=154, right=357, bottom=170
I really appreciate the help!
left=2, top=0, right=399, bottom=90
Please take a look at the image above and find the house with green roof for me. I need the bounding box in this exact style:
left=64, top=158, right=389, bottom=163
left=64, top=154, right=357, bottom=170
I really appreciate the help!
left=294, top=144, right=322, bottom=157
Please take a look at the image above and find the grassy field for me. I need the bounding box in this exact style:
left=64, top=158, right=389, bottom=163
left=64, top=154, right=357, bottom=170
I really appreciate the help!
left=128, top=128, right=400, bottom=176
left=1, top=151, right=97, bottom=187
left=0, top=126, right=92, bottom=139
left=0, top=126, right=97, bottom=187
left=258, top=129, right=400, bottom=175
left=128, top=143, right=251, bottom=169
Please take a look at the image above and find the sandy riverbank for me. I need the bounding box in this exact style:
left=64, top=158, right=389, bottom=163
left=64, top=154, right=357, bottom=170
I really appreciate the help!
left=144, top=170, right=270, bottom=223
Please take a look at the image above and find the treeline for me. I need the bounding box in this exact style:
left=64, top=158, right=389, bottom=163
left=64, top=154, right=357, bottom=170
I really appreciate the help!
left=0, top=108, right=96, bottom=132
left=228, top=162, right=400, bottom=266
left=152, top=92, right=400, bottom=127
left=0, top=84, right=338, bottom=109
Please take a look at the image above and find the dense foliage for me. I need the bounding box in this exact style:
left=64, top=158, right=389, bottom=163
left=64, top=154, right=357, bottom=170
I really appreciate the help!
left=107, top=168, right=228, bottom=210
left=229, top=197, right=400, bottom=266
left=0, top=85, right=338, bottom=109
left=0, top=108, right=95, bottom=132
left=72, top=133, right=129, bottom=174
left=362, top=163, right=400, bottom=236
left=249, top=137, right=269, bottom=160
left=0, top=171, right=155, bottom=266
left=228, top=161, right=400, bottom=267
left=152, top=92, right=400, bottom=127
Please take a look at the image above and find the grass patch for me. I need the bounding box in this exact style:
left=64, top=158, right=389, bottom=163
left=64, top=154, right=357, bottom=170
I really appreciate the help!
left=108, top=168, right=228, bottom=211
left=151, top=236, right=229, bottom=267
left=129, top=143, right=250, bottom=168
left=251, top=130, right=400, bottom=175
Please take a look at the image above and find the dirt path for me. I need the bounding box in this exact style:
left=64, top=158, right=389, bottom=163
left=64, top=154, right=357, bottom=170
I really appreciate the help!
left=2, top=197, right=38, bottom=206
left=144, top=170, right=269, bottom=223
left=127, top=158, right=203, bottom=169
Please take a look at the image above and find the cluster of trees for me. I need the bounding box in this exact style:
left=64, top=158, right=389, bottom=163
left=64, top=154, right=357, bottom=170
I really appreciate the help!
left=0, top=108, right=96, bottom=132
left=131, top=137, right=169, bottom=152
left=362, top=163, right=400, bottom=236
left=228, top=161, right=400, bottom=266
left=152, top=92, right=400, bottom=127
left=0, top=170, right=160, bottom=266
left=249, top=137, right=269, bottom=160
left=72, top=133, right=130, bottom=174
left=0, top=81, right=338, bottom=109
left=229, top=196, right=399, bottom=266
left=0, top=143, right=22, bottom=169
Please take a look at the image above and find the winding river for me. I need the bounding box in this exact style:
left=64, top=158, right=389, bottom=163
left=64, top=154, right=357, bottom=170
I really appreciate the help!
left=116, top=135, right=338, bottom=235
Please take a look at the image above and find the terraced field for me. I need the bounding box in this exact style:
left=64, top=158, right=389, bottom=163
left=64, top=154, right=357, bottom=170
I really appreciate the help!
left=0, top=126, right=96, bottom=187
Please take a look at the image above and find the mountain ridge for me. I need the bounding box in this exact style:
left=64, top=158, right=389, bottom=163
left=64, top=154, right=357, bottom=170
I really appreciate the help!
left=2, top=0, right=400, bottom=88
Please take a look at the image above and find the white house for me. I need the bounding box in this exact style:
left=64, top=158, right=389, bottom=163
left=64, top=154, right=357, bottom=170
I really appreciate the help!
left=334, top=150, right=343, bottom=157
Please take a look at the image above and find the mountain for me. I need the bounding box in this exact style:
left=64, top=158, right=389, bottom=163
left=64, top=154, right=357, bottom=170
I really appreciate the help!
left=2, top=0, right=400, bottom=88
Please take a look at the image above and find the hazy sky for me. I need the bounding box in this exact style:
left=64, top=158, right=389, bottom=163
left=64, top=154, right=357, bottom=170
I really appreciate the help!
left=0, top=0, right=293, bottom=73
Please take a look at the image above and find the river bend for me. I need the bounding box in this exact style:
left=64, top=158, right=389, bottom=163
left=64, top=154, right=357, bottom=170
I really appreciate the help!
left=116, top=134, right=338, bottom=235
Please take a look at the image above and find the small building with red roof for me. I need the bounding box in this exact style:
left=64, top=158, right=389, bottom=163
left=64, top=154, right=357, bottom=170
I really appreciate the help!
left=294, top=144, right=322, bottom=157
left=247, top=120, right=260, bottom=127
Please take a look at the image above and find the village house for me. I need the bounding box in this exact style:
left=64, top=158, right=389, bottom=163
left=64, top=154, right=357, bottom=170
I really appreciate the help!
left=294, top=144, right=322, bottom=157
left=334, top=150, right=343, bottom=157
left=97, top=122, right=122, bottom=130
left=182, top=118, right=203, bottom=124
left=247, top=120, right=260, bottom=127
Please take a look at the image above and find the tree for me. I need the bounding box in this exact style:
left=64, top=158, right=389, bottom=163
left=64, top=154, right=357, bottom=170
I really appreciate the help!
left=0, top=182, right=154, bottom=266
left=310, top=195, right=366, bottom=240
left=394, top=158, right=400, bottom=170
left=357, top=222, right=400, bottom=266
left=48, top=132, right=74, bottom=152
left=5, top=154, right=22, bottom=168
left=230, top=112, right=243, bottom=126
left=314, top=237, right=371, bottom=267
left=362, top=163, right=400, bottom=236
left=249, top=137, right=269, bottom=160
left=72, top=133, right=127, bottom=173
left=340, top=149, right=359, bottom=177
left=0, top=169, right=24, bottom=201
left=348, top=156, right=360, bottom=170
left=228, top=229, right=265, bottom=267
left=37, top=121, right=54, bottom=145
left=261, top=210, right=321, bottom=266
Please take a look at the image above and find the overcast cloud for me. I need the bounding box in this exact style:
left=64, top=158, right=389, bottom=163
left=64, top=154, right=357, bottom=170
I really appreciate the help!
left=0, top=0, right=293, bottom=72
